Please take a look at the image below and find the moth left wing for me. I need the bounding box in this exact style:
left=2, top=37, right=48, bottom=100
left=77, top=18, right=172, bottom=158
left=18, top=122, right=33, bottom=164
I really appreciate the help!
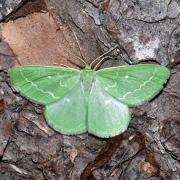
left=95, top=64, right=170, bottom=106
left=8, top=66, right=81, bottom=105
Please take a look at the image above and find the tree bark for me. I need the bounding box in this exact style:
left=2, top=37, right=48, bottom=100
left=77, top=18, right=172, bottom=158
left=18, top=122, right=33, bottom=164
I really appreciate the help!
left=0, top=0, right=179, bottom=179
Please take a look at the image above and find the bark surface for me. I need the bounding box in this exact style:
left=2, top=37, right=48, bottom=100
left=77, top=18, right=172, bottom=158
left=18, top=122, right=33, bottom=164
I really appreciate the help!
left=0, top=0, right=179, bottom=179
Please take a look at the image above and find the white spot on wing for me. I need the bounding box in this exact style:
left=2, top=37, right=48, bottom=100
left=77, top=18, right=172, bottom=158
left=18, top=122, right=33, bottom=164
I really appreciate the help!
left=65, top=98, right=70, bottom=102
left=105, top=99, right=111, bottom=105
left=104, top=87, right=109, bottom=91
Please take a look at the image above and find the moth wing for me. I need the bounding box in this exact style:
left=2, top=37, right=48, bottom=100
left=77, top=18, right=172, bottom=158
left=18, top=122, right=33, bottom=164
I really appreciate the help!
left=8, top=66, right=81, bottom=105
left=45, top=81, right=87, bottom=135
left=88, top=80, right=130, bottom=138
left=95, top=64, right=170, bottom=106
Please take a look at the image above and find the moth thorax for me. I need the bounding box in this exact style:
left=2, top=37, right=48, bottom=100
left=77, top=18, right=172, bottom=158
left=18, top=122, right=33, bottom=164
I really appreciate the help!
left=80, top=70, right=94, bottom=96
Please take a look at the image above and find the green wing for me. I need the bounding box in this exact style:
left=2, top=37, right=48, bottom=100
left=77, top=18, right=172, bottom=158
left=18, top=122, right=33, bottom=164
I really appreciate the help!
left=8, top=66, right=81, bottom=105
left=45, top=81, right=87, bottom=135
left=95, top=64, right=170, bottom=106
left=88, top=80, right=130, bottom=138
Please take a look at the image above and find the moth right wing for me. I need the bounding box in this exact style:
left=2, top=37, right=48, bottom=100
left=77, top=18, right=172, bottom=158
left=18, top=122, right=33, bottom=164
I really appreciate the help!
left=95, top=64, right=170, bottom=106
left=8, top=66, right=81, bottom=105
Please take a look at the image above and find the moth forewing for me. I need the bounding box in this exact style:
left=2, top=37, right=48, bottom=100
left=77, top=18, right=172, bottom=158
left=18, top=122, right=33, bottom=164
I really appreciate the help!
left=95, top=64, right=170, bottom=106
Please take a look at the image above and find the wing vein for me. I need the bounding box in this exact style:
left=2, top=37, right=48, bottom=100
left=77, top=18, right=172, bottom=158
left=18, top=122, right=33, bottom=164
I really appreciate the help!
left=20, top=69, right=60, bottom=100
left=118, top=67, right=156, bottom=100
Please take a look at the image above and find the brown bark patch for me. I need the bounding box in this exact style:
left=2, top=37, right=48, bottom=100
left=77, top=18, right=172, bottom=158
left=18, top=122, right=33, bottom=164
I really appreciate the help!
left=1, top=12, right=83, bottom=68
left=0, top=99, right=5, bottom=111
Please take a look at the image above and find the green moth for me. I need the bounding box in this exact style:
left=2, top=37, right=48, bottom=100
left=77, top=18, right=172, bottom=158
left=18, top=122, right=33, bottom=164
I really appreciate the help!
left=8, top=61, right=170, bottom=138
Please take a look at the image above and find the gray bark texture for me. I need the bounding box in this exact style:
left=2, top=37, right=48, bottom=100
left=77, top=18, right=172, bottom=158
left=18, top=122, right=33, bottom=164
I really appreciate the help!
left=0, top=0, right=179, bottom=179
left=0, top=0, right=26, bottom=21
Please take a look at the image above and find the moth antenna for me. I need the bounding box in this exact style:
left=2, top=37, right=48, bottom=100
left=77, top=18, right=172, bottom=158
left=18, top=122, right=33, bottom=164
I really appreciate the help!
left=93, top=56, right=113, bottom=70
left=72, top=30, right=87, bottom=65
left=90, top=45, right=118, bottom=68
left=15, top=57, right=22, bottom=66
left=67, top=58, right=85, bottom=69
left=63, top=48, right=86, bottom=66
left=56, top=24, right=87, bottom=67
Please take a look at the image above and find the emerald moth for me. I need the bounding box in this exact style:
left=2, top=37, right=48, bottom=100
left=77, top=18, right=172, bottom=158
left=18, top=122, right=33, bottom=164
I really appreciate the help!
left=8, top=50, right=170, bottom=138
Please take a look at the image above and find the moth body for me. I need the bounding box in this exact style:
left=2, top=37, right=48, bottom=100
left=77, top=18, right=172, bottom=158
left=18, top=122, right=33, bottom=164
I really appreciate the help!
left=80, top=68, right=95, bottom=99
